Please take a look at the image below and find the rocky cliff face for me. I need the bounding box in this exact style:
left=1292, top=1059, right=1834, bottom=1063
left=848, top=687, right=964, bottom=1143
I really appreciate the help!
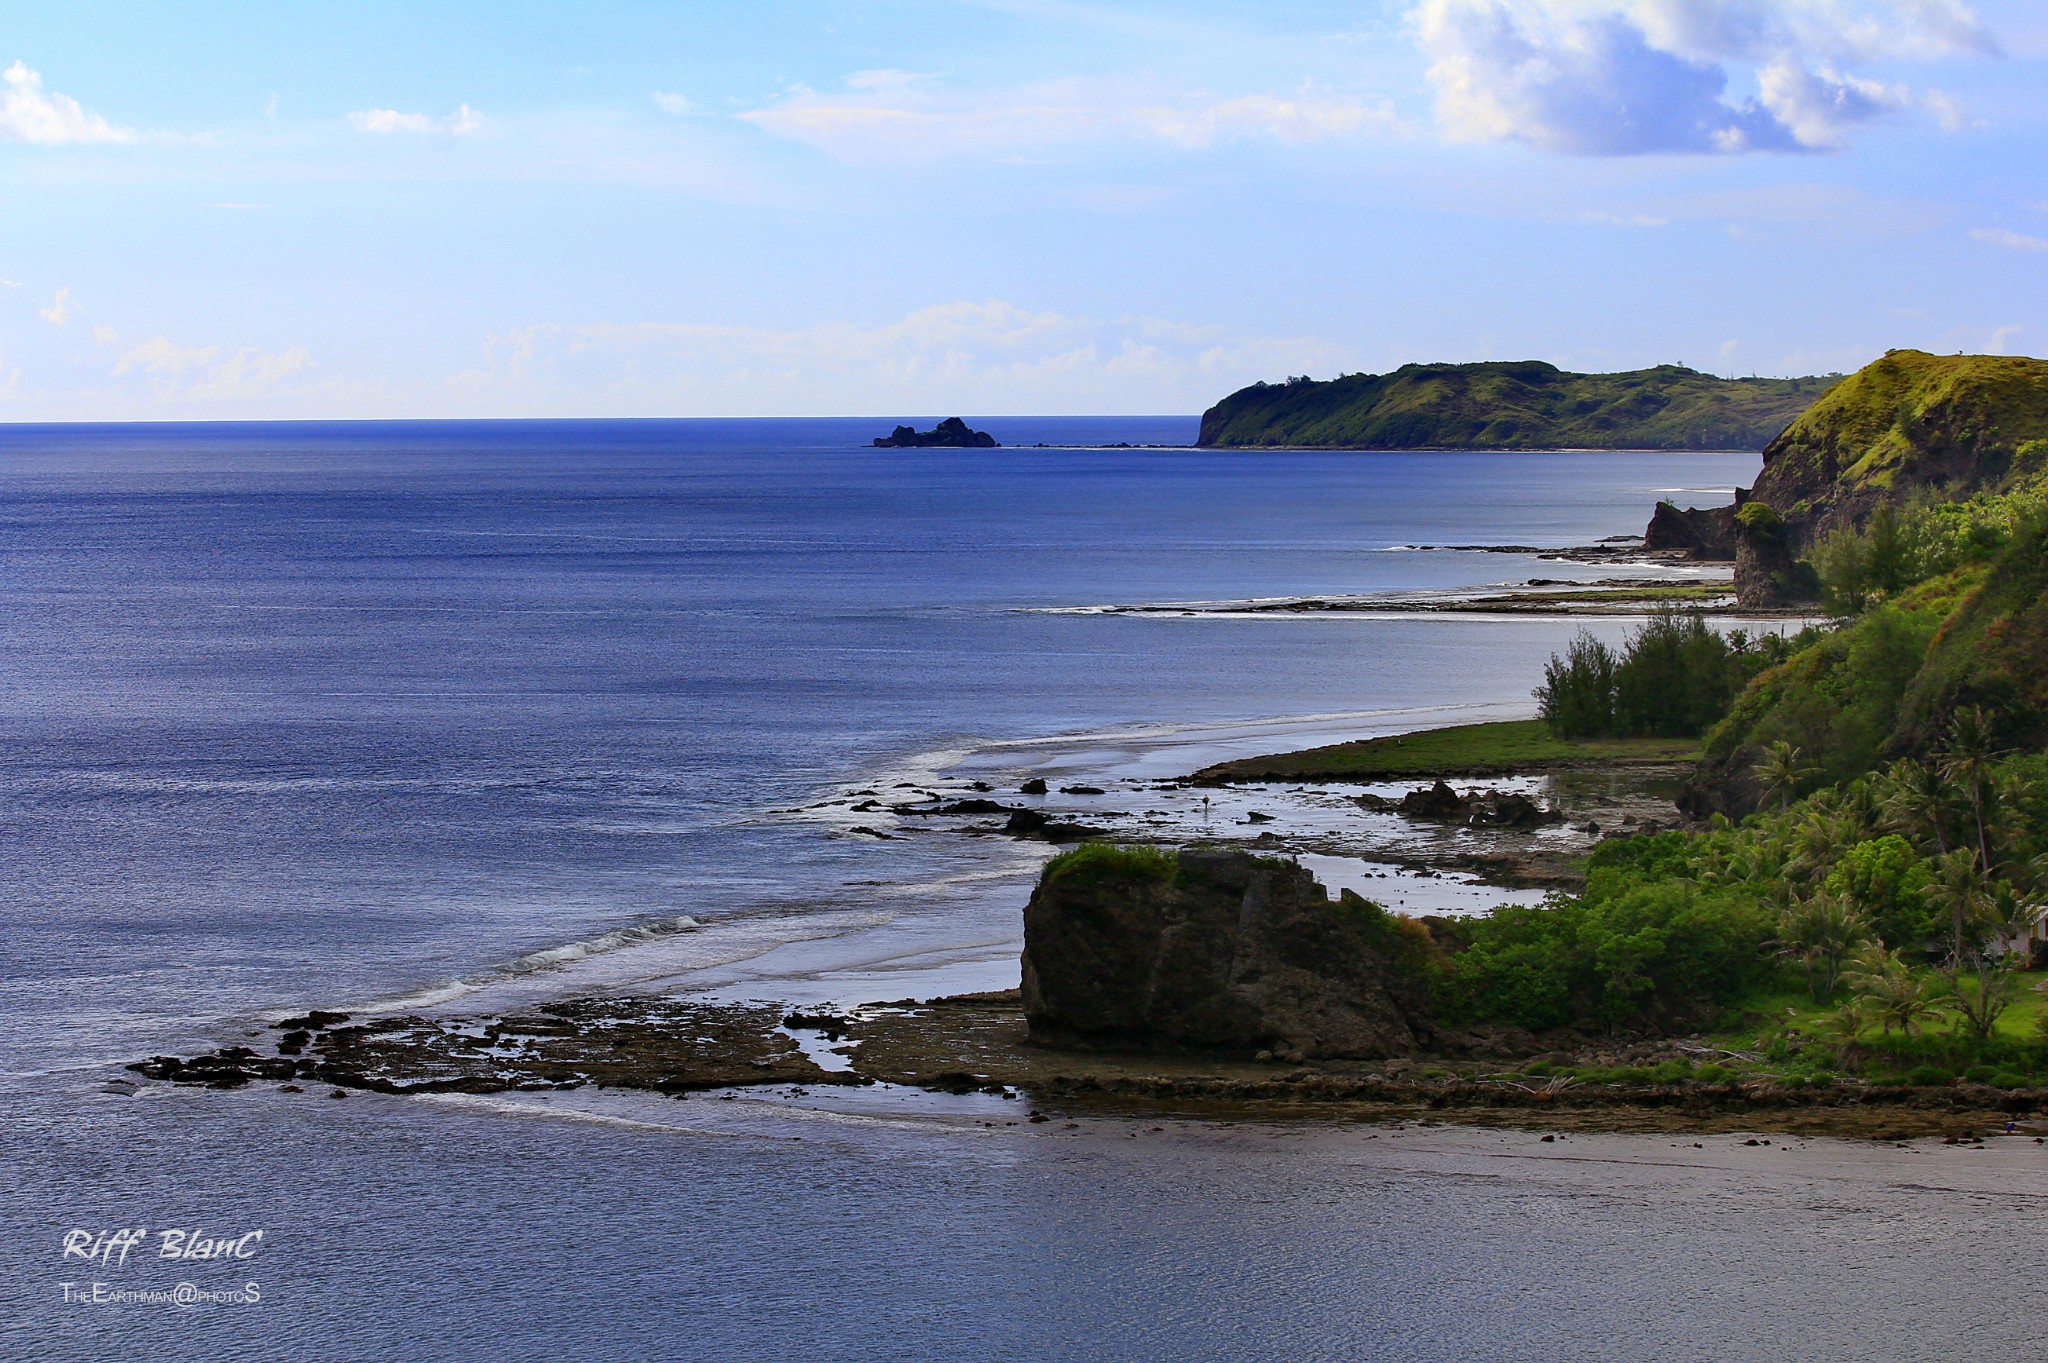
left=1643, top=501, right=1736, bottom=561
left=1682, top=351, right=2048, bottom=604
left=1020, top=847, right=1433, bottom=1061
left=1749, top=351, right=2048, bottom=536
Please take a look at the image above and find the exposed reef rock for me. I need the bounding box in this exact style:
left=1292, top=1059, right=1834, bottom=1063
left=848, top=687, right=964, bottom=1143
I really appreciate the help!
left=1642, top=500, right=1736, bottom=561
left=872, top=417, right=999, bottom=448
left=1395, top=779, right=1562, bottom=829
left=1019, top=848, right=1433, bottom=1062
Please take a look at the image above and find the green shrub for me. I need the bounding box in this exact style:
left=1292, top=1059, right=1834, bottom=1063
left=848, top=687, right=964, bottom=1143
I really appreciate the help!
left=1438, top=873, right=1773, bottom=1032
left=1040, top=843, right=1178, bottom=887
left=1536, top=612, right=1769, bottom=741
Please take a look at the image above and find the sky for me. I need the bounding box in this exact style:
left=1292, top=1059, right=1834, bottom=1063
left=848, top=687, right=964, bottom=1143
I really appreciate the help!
left=0, top=0, right=2044, bottom=419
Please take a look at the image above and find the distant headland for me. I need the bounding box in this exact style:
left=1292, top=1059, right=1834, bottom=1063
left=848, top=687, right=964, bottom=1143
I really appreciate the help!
left=1198, top=361, right=1837, bottom=451
left=873, top=417, right=999, bottom=448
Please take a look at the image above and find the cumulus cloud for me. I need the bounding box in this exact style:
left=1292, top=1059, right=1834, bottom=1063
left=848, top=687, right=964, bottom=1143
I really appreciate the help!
left=454, top=300, right=1347, bottom=415
left=38, top=287, right=74, bottom=325
left=1410, top=0, right=1996, bottom=154
left=113, top=336, right=312, bottom=399
left=740, top=74, right=1394, bottom=161
left=347, top=103, right=485, bottom=135
left=0, top=61, right=133, bottom=144
left=651, top=91, right=693, bottom=115
left=1973, top=227, right=2048, bottom=252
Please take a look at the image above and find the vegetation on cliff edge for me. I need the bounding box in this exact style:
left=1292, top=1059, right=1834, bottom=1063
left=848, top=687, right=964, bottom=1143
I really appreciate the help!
left=1198, top=361, right=1833, bottom=450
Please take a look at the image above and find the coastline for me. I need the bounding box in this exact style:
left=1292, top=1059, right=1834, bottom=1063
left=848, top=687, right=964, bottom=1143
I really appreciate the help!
left=124, top=703, right=2042, bottom=1142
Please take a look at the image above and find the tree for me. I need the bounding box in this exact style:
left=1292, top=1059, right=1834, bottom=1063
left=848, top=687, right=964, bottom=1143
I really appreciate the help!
left=1755, top=740, right=1818, bottom=812
left=1938, top=707, right=2003, bottom=872
left=1923, top=851, right=2027, bottom=1043
left=1773, top=892, right=1867, bottom=1000
left=1844, top=945, right=1945, bottom=1039
left=1535, top=631, right=1617, bottom=739
left=1880, top=759, right=1951, bottom=857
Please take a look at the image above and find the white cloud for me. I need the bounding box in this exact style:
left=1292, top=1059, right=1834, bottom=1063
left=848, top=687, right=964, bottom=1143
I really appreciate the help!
left=347, top=103, right=485, bottom=135
left=1974, top=227, right=2048, bottom=252
left=0, top=277, right=20, bottom=288
left=1409, top=0, right=1997, bottom=155
left=651, top=91, right=693, bottom=115
left=38, top=287, right=74, bottom=325
left=113, top=336, right=312, bottom=399
left=740, top=75, right=1395, bottom=161
left=0, top=61, right=134, bottom=144
left=454, top=300, right=1347, bottom=415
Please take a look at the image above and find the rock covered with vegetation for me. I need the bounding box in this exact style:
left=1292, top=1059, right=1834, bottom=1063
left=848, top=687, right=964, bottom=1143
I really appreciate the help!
left=872, top=417, right=999, bottom=448
left=1727, top=350, right=2048, bottom=604
left=1020, top=843, right=1782, bottom=1059
left=1694, top=503, right=2048, bottom=813
left=1020, top=845, right=1437, bottom=1061
left=1196, top=362, right=1831, bottom=450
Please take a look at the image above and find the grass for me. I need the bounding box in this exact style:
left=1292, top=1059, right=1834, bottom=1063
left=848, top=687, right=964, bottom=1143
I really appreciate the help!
left=1482, top=584, right=1732, bottom=606
left=1700, top=978, right=2048, bottom=1088
left=1193, top=718, right=1701, bottom=783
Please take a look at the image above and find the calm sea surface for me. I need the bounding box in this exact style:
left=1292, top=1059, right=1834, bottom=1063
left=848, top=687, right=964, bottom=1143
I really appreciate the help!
left=8, top=419, right=2033, bottom=1361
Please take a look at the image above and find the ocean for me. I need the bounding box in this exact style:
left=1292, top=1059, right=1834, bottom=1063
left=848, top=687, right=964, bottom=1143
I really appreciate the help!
left=7, top=418, right=2033, bottom=1362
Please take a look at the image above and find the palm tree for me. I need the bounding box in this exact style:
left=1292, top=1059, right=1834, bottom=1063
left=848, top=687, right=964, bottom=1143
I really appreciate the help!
left=1773, top=892, right=1868, bottom=1000
left=1755, top=740, right=1818, bottom=812
left=1788, top=811, right=1853, bottom=887
left=1926, top=848, right=1994, bottom=965
left=1844, top=945, right=1946, bottom=1040
left=1925, top=862, right=2028, bottom=1043
left=1880, top=759, right=1951, bottom=857
left=1937, top=706, right=2002, bottom=872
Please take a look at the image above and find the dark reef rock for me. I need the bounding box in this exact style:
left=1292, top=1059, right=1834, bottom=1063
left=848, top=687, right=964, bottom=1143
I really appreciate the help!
left=872, top=417, right=999, bottom=448
left=1399, top=780, right=1467, bottom=819
left=1642, top=501, right=1737, bottom=561
left=1020, top=848, right=1432, bottom=1061
left=1465, top=789, right=1563, bottom=829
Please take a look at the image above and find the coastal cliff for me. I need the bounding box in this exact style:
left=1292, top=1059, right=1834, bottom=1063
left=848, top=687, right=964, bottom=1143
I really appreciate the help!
left=1727, top=351, right=2048, bottom=605
left=1020, top=846, right=1435, bottom=1061
left=1198, top=362, right=1831, bottom=450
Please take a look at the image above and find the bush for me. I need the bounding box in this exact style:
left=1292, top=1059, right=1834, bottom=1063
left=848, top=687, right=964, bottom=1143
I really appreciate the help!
left=1438, top=873, right=1775, bottom=1031
left=1040, top=843, right=1179, bottom=887
left=1536, top=612, right=1766, bottom=740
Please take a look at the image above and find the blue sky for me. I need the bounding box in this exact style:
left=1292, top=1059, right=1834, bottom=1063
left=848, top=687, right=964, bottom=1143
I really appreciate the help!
left=0, top=0, right=2043, bottom=418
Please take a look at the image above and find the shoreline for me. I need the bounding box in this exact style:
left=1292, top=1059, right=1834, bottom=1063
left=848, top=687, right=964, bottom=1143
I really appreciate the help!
left=131, top=990, right=2048, bottom=1142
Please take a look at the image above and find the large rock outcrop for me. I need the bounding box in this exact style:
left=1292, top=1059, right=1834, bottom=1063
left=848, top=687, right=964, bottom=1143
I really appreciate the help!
left=1643, top=500, right=1736, bottom=561
left=1020, top=847, right=1434, bottom=1061
left=872, top=417, right=999, bottom=448
left=1724, top=351, right=2048, bottom=603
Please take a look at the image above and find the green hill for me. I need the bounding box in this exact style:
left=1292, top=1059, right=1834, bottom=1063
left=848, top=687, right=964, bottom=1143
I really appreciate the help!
left=1196, top=361, right=1834, bottom=450
left=1731, top=351, right=2048, bottom=605
left=1748, top=350, right=2048, bottom=537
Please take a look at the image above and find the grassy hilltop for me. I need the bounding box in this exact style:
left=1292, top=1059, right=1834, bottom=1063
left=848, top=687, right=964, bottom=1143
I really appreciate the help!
left=1749, top=349, right=2048, bottom=535
left=1197, top=361, right=1835, bottom=450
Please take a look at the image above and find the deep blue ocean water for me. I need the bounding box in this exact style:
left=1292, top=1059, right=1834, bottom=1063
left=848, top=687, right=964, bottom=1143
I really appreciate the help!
left=10, top=419, right=2029, bottom=1362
